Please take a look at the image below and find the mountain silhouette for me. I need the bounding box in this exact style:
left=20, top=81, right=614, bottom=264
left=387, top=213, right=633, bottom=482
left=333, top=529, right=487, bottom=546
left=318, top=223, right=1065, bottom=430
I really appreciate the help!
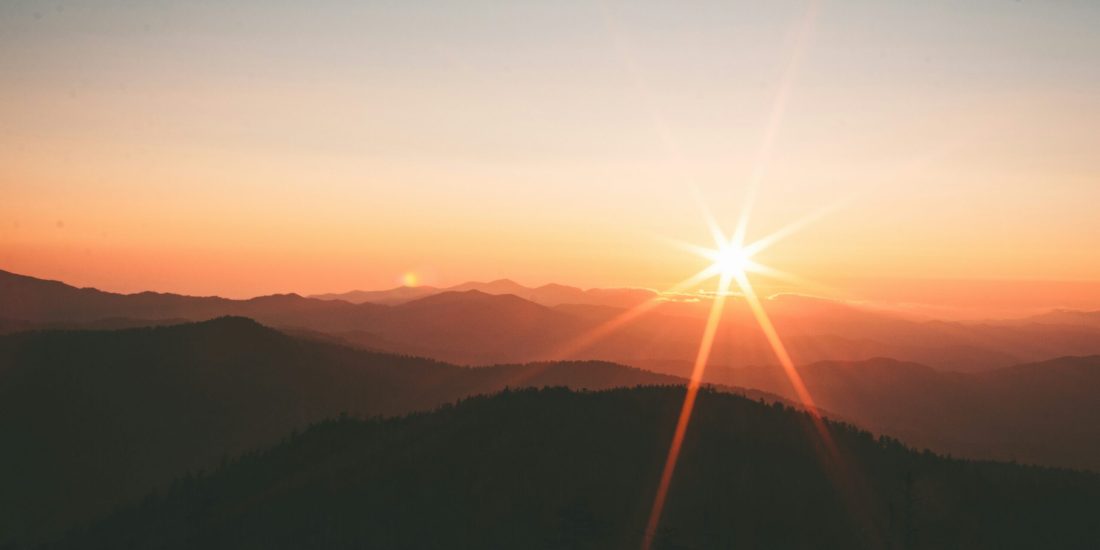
left=1017, top=309, right=1100, bottom=329
left=0, top=318, right=773, bottom=546
left=0, top=268, right=375, bottom=327
left=309, top=284, right=441, bottom=305
left=8, top=268, right=1100, bottom=372
left=312, top=277, right=658, bottom=308
left=6, top=270, right=1100, bottom=545
left=44, top=387, right=1100, bottom=550
left=683, top=356, right=1100, bottom=471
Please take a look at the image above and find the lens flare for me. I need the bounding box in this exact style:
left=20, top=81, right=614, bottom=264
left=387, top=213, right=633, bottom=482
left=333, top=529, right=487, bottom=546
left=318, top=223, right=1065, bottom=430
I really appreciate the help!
left=642, top=270, right=734, bottom=546
left=705, top=238, right=759, bottom=281
left=641, top=200, right=840, bottom=549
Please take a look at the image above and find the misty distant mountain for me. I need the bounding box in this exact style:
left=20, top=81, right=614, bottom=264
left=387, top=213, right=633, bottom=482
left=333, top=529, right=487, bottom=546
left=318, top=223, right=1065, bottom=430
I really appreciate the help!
left=311, top=278, right=658, bottom=308
left=661, top=356, right=1100, bottom=471
left=47, top=387, right=1100, bottom=550
left=1014, top=309, right=1100, bottom=329
left=6, top=268, right=1100, bottom=371
left=0, top=268, right=596, bottom=364
left=0, top=318, right=771, bottom=546
left=536, top=293, right=1100, bottom=373
left=310, top=284, right=441, bottom=305
left=6, top=271, right=1100, bottom=544
left=0, top=268, right=379, bottom=328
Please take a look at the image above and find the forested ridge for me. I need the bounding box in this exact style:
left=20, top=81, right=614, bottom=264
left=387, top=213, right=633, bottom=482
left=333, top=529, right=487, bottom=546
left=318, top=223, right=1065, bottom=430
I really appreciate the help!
left=40, top=387, right=1100, bottom=550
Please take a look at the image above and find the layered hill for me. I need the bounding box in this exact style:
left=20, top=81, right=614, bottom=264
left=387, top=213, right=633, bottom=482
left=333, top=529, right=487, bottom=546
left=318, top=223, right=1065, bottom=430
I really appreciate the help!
left=6, top=268, right=1100, bottom=371
left=641, top=356, right=1100, bottom=471
left=311, top=278, right=658, bottom=308
left=44, top=387, right=1100, bottom=550
left=0, top=318, right=716, bottom=546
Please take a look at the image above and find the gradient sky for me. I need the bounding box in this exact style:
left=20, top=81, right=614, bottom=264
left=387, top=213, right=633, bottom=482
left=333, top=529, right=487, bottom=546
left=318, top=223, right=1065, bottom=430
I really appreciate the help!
left=2, top=1, right=1099, bottom=312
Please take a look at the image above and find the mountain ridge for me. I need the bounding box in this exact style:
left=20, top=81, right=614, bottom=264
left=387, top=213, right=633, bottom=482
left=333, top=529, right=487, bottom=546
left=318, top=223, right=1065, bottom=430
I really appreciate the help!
left=0, top=317, right=776, bottom=546
left=310, top=277, right=659, bottom=308
left=7, top=267, right=1100, bottom=371
left=679, top=355, right=1100, bottom=470
left=42, top=386, right=1100, bottom=550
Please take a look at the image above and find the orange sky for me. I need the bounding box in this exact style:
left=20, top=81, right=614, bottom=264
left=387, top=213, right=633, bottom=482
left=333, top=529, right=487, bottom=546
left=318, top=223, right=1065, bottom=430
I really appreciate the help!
left=2, top=1, right=1099, bottom=314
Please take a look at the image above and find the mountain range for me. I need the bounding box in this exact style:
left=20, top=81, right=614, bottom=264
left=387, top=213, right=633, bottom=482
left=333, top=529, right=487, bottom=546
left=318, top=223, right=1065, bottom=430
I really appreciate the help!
left=310, top=278, right=658, bottom=308
left=5, top=268, right=1100, bottom=371
left=686, top=356, right=1100, bottom=471
left=2, top=317, right=1099, bottom=546
left=0, top=317, right=773, bottom=546
left=5, top=267, right=1100, bottom=546
left=42, top=387, right=1100, bottom=550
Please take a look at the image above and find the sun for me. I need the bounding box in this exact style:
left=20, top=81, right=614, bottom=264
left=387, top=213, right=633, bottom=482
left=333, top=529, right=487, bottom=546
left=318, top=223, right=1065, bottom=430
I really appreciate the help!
left=706, top=239, right=756, bottom=280
left=681, top=229, right=765, bottom=284
left=643, top=203, right=840, bottom=549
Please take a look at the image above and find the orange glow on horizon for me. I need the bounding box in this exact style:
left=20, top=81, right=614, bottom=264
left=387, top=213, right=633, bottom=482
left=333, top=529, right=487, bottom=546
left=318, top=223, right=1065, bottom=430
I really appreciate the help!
left=3, top=1, right=1100, bottom=309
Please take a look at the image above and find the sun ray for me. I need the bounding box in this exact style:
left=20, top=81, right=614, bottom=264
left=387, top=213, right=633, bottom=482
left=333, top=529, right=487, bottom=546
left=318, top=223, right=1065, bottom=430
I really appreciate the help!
left=732, top=0, right=820, bottom=254
left=743, top=198, right=852, bottom=258
left=733, top=269, right=888, bottom=546
left=663, top=237, right=727, bottom=264
left=734, top=272, right=819, bottom=412
left=641, top=272, right=734, bottom=550
left=640, top=194, right=838, bottom=547
left=546, top=266, right=716, bottom=362
left=599, top=3, right=835, bottom=543
left=692, top=189, right=730, bottom=249
left=743, top=264, right=842, bottom=301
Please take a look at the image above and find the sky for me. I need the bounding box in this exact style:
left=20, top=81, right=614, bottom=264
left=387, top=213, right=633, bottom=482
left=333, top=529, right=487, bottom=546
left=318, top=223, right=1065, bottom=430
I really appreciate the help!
left=2, top=0, right=1099, bottom=312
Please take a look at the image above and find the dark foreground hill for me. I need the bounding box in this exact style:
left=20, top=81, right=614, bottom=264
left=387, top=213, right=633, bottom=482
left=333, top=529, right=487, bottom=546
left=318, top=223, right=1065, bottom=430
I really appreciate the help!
left=0, top=318, right=773, bottom=546
left=42, top=387, right=1100, bottom=550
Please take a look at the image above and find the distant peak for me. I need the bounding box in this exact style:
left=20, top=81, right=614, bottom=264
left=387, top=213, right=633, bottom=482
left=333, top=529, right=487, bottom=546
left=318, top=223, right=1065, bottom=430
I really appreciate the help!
left=257, top=292, right=304, bottom=299
left=198, top=316, right=265, bottom=328
left=402, top=289, right=545, bottom=309
left=804, top=357, right=935, bottom=374
left=445, top=279, right=530, bottom=293
left=536, top=283, right=580, bottom=291
left=456, top=289, right=491, bottom=296
left=416, top=289, right=493, bottom=301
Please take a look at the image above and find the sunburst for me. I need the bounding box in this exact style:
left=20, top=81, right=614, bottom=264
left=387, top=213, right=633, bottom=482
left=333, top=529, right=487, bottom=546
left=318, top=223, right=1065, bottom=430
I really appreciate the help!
left=641, top=202, right=842, bottom=549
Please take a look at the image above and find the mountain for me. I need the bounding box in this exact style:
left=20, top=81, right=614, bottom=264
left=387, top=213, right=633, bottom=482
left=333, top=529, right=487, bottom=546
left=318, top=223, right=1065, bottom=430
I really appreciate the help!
left=546, top=295, right=1100, bottom=373
left=0, top=268, right=377, bottom=327
left=7, top=268, right=1100, bottom=371
left=0, top=270, right=597, bottom=364
left=0, top=318, right=770, bottom=546
left=0, top=316, right=190, bottom=335
left=309, top=285, right=440, bottom=305
left=447, top=277, right=532, bottom=295
left=1015, top=309, right=1100, bottom=329
left=44, top=387, right=1100, bottom=550
left=677, top=356, right=1100, bottom=471
left=310, top=278, right=659, bottom=308
left=339, top=290, right=586, bottom=364
left=0, top=270, right=584, bottom=362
